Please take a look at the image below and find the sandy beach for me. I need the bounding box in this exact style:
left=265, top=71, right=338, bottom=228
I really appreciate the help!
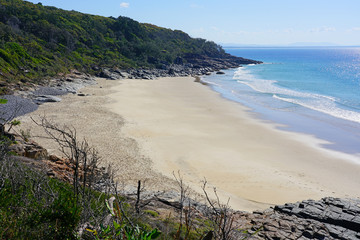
left=19, top=76, right=360, bottom=211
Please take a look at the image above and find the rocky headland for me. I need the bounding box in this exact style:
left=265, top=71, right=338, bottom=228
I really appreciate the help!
left=97, top=53, right=261, bottom=80
left=1, top=52, right=261, bottom=119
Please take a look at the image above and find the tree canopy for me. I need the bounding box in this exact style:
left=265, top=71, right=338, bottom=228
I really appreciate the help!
left=0, top=0, right=228, bottom=92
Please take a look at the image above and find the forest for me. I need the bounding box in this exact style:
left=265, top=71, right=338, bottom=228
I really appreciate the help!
left=0, top=0, right=229, bottom=93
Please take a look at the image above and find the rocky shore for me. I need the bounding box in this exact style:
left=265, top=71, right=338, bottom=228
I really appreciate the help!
left=97, top=54, right=262, bottom=80
left=1, top=53, right=261, bottom=119
left=0, top=70, right=97, bottom=119
left=246, top=197, right=360, bottom=239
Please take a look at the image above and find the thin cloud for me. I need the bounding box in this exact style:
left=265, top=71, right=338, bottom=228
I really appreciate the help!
left=310, top=27, right=336, bottom=33
left=283, top=28, right=294, bottom=34
left=348, top=27, right=360, bottom=32
left=120, top=2, right=130, bottom=8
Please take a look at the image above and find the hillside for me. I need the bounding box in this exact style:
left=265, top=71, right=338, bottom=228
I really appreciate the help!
left=0, top=0, right=260, bottom=94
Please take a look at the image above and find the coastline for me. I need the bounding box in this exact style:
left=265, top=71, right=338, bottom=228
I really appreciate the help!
left=18, top=76, right=360, bottom=211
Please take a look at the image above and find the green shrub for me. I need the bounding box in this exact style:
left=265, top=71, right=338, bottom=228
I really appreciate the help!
left=0, top=166, right=81, bottom=239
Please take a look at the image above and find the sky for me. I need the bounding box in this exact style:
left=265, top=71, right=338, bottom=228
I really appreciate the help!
left=26, top=0, right=360, bottom=46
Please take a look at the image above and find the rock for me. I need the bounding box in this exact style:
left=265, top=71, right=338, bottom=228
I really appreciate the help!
left=117, top=71, right=130, bottom=78
left=24, top=142, right=48, bottom=160
left=216, top=71, right=225, bottom=74
left=9, top=136, right=48, bottom=160
left=252, top=197, right=360, bottom=240
left=34, top=95, right=62, bottom=103
left=47, top=170, right=56, bottom=177
left=49, top=154, right=62, bottom=162
left=168, top=68, right=175, bottom=75
left=99, top=68, right=121, bottom=80
left=33, top=87, right=67, bottom=96
left=92, top=65, right=100, bottom=71
left=8, top=144, right=25, bottom=156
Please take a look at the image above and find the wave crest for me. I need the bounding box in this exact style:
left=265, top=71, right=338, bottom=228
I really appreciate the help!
left=233, top=67, right=360, bottom=123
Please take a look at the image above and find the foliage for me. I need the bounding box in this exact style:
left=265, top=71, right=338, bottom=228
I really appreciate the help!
left=0, top=0, right=227, bottom=91
left=0, top=158, right=81, bottom=239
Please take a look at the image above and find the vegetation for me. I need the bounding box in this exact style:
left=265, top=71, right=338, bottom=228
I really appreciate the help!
left=0, top=0, right=228, bottom=93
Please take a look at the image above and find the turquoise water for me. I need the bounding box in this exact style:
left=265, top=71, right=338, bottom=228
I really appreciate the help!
left=202, top=47, right=360, bottom=154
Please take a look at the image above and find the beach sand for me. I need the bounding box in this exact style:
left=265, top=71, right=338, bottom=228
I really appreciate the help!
left=19, top=76, right=360, bottom=211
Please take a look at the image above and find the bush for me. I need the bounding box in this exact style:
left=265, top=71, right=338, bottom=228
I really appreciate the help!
left=0, top=158, right=80, bottom=239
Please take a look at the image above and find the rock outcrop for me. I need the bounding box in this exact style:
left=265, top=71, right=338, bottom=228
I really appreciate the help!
left=97, top=54, right=261, bottom=80
left=246, top=197, right=360, bottom=239
left=9, top=136, right=48, bottom=160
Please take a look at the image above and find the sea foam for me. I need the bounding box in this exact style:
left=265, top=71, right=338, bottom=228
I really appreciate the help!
left=233, top=67, right=360, bottom=124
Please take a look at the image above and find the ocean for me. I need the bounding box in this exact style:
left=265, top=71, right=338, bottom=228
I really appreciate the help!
left=201, top=47, right=360, bottom=155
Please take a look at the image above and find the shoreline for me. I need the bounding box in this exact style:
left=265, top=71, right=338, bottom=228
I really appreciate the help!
left=202, top=67, right=360, bottom=156
left=18, top=76, right=360, bottom=211
left=201, top=72, right=360, bottom=163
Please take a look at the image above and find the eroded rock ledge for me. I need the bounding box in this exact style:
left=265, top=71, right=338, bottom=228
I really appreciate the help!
left=247, top=197, right=360, bottom=239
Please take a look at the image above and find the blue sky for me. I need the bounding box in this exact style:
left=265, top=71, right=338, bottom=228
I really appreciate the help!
left=27, top=0, right=360, bottom=46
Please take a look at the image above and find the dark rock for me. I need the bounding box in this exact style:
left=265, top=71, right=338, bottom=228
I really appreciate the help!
left=47, top=170, right=56, bottom=177
left=34, top=95, right=62, bottom=103
left=92, top=65, right=100, bottom=71
left=168, top=68, right=175, bottom=75
left=253, top=197, right=360, bottom=240
left=33, top=87, right=67, bottom=96
left=216, top=71, right=225, bottom=74
left=99, top=68, right=121, bottom=80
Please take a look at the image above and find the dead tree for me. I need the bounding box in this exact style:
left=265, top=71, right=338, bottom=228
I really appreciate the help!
left=201, top=179, right=237, bottom=240
left=31, top=116, right=112, bottom=222
left=173, top=171, right=194, bottom=239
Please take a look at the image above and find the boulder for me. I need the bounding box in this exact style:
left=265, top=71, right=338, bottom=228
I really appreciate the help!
left=99, top=68, right=121, bottom=80
left=252, top=197, right=360, bottom=239
left=34, top=95, right=62, bottom=103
